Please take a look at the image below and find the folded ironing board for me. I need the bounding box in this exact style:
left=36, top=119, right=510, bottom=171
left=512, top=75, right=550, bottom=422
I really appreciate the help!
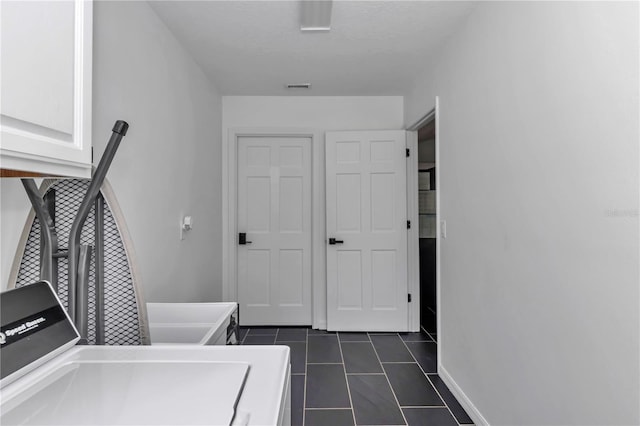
left=7, top=121, right=150, bottom=345
left=9, top=177, right=149, bottom=345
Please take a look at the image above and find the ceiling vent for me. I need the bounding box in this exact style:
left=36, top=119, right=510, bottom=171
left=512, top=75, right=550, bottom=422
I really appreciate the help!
left=300, top=0, right=332, bottom=32
left=286, top=83, right=312, bottom=89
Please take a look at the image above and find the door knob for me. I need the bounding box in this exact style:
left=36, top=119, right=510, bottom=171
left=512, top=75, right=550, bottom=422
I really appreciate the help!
left=328, top=238, right=344, bottom=245
left=239, top=233, right=252, bottom=245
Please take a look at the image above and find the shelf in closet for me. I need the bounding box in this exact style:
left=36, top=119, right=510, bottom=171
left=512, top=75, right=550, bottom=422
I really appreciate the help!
left=419, top=190, right=436, bottom=214
left=418, top=162, right=436, bottom=171
left=419, top=214, right=437, bottom=239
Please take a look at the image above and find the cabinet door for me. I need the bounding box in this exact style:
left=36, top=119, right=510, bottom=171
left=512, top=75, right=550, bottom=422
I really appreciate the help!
left=1, top=0, right=92, bottom=178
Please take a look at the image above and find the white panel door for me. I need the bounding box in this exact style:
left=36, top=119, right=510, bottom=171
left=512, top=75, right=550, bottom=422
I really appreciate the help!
left=237, top=136, right=312, bottom=325
left=326, top=130, right=408, bottom=331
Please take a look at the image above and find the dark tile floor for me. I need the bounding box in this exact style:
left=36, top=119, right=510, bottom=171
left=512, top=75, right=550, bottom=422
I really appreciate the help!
left=238, top=327, right=474, bottom=426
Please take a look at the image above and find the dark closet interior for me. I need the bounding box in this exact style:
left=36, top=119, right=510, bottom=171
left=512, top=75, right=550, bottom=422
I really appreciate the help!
left=417, top=118, right=437, bottom=339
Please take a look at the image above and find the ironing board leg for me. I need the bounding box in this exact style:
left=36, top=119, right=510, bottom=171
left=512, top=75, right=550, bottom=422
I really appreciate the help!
left=68, top=120, right=128, bottom=329
left=95, top=195, right=105, bottom=345
left=76, top=244, right=93, bottom=340
left=44, top=189, right=59, bottom=292
left=21, top=179, right=59, bottom=292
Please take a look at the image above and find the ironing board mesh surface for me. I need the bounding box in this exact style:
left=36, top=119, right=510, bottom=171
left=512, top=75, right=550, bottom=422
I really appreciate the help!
left=15, top=179, right=142, bottom=345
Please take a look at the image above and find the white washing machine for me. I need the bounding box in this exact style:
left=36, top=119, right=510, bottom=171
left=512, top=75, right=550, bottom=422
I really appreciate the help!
left=0, top=282, right=290, bottom=426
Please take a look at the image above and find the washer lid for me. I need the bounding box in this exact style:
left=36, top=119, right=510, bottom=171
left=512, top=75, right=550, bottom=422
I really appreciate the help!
left=1, top=360, right=250, bottom=425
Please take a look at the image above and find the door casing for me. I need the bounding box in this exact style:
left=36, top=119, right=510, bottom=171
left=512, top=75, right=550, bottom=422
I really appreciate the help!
left=406, top=97, right=441, bottom=354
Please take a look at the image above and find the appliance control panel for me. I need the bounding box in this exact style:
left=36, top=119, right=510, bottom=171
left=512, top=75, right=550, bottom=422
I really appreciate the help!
left=0, top=281, right=79, bottom=387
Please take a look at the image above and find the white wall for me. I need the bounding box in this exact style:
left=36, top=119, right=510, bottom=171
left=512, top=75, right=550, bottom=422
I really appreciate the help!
left=1, top=1, right=224, bottom=303
left=222, top=96, right=404, bottom=327
left=405, top=2, right=639, bottom=425
left=224, top=97, right=404, bottom=131
left=0, top=180, right=33, bottom=289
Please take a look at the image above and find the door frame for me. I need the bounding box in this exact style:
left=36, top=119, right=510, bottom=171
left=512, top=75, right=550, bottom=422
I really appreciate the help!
left=406, top=97, right=440, bottom=347
left=222, top=128, right=324, bottom=327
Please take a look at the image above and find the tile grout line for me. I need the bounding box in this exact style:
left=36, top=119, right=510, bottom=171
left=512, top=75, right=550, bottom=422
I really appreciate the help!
left=302, top=328, right=309, bottom=426
left=336, top=332, right=357, bottom=426
left=345, top=372, right=386, bottom=376
left=369, top=335, right=409, bottom=426
left=306, top=362, right=344, bottom=365
left=338, top=331, right=372, bottom=343
left=401, top=405, right=455, bottom=409
left=420, top=325, right=437, bottom=343
left=399, top=336, right=461, bottom=425
left=305, top=407, right=354, bottom=411
left=399, top=331, right=433, bottom=343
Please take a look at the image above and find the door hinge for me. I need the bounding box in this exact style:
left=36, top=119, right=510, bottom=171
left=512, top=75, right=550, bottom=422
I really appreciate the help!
left=407, top=220, right=411, bottom=229
left=406, top=148, right=410, bottom=157
left=91, top=147, right=94, bottom=163
left=408, top=294, right=412, bottom=303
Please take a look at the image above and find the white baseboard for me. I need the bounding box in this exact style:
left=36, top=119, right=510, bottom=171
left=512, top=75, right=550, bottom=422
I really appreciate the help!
left=439, top=365, right=490, bottom=426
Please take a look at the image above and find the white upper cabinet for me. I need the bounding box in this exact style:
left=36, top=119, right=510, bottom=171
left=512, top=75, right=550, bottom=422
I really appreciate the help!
left=1, top=0, right=92, bottom=178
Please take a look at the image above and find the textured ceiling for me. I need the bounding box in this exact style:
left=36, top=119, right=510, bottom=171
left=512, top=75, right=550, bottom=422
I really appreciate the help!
left=149, top=1, right=476, bottom=96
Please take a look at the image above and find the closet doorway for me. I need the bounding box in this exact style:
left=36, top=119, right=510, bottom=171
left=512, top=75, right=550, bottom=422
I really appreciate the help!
left=416, top=115, right=437, bottom=340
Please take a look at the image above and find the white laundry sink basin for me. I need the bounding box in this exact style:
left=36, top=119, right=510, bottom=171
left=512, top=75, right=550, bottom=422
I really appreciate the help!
left=149, top=324, right=224, bottom=345
left=146, top=302, right=238, bottom=346
left=146, top=302, right=237, bottom=324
